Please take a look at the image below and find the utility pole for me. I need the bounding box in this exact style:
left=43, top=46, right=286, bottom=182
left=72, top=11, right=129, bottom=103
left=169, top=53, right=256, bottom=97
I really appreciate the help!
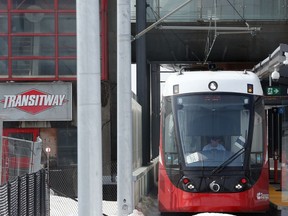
left=117, top=0, right=133, bottom=215
left=76, top=0, right=102, bottom=215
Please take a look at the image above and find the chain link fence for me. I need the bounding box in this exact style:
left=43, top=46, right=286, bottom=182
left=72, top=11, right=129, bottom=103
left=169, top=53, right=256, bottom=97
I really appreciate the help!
left=0, top=136, right=124, bottom=215
left=49, top=162, right=118, bottom=216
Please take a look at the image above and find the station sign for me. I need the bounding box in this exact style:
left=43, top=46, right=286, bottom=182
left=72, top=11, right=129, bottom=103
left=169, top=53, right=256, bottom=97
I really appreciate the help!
left=0, top=82, right=72, bottom=121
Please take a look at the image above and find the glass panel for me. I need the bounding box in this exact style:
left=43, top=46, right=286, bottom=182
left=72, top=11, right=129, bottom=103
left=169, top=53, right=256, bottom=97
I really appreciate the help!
left=166, top=94, right=252, bottom=167
left=164, top=111, right=179, bottom=166
left=131, top=0, right=136, bottom=20
left=58, top=36, right=76, bottom=56
left=244, top=0, right=285, bottom=20
left=0, top=60, right=8, bottom=76
left=58, top=0, right=76, bottom=10
left=0, top=14, right=8, bottom=32
left=12, top=60, right=55, bottom=76
left=162, top=97, right=179, bottom=166
left=148, top=0, right=288, bottom=22
left=59, top=59, right=76, bottom=76
left=12, top=0, right=54, bottom=10
left=11, top=13, right=54, bottom=33
left=58, top=14, right=76, bottom=33
left=0, top=37, right=8, bottom=56
left=0, top=0, right=7, bottom=10
left=250, top=97, right=264, bottom=166
left=12, top=36, right=55, bottom=56
left=57, top=128, right=77, bottom=166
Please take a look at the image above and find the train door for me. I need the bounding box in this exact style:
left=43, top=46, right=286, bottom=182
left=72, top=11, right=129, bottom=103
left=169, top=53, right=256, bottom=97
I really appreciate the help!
left=278, top=107, right=288, bottom=192
left=2, top=128, right=39, bottom=183
left=268, top=108, right=282, bottom=183
left=268, top=107, right=288, bottom=191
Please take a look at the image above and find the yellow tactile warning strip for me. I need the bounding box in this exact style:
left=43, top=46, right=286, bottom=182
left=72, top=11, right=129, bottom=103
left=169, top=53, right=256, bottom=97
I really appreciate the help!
left=269, top=184, right=288, bottom=209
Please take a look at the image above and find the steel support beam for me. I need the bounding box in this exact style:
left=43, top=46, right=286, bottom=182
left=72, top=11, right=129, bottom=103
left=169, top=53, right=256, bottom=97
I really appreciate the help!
left=136, top=0, right=151, bottom=165
left=253, top=43, right=288, bottom=79
left=151, top=64, right=160, bottom=159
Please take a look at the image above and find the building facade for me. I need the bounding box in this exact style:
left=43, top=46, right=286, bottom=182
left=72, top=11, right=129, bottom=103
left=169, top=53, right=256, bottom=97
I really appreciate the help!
left=0, top=0, right=79, bottom=175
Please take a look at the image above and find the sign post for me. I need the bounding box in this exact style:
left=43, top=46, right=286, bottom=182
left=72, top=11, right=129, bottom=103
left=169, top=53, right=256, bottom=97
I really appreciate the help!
left=45, top=147, right=50, bottom=184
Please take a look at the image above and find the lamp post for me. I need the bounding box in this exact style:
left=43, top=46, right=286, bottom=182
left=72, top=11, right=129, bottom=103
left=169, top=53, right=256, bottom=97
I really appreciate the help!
left=45, top=147, right=50, bottom=184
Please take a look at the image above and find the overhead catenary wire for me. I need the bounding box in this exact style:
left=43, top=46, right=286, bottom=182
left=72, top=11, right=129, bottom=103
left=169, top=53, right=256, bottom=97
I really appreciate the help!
left=132, top=0, right=193, bottom=41
left=146, top=3, right=202, bottom=63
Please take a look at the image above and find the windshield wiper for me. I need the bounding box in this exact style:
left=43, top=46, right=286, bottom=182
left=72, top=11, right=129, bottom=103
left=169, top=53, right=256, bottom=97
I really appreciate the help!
left=211, top=147, right=245, bottom=175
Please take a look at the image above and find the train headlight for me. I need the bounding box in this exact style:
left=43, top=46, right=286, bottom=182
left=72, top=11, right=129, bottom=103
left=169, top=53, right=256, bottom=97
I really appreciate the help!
left=173, top=84, right=179, bottom=94
left=235, top=184, right=243, bottom=190
left=187, top=183, right=195, bottom=190
left=181, top=177, right=195, bottom=191
left=235, top=177, right=248, bottom=191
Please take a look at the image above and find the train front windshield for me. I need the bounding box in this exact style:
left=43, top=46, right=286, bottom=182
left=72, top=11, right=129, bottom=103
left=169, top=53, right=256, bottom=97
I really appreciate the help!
left=163, top=93, right=265, bottom=169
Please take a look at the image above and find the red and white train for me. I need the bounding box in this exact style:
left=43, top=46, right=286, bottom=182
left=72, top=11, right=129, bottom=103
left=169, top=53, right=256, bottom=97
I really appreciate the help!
left=158, top=70, right=269, bottom=214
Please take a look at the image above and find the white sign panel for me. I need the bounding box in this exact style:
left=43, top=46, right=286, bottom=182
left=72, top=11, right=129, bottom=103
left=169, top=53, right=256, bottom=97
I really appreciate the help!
left=0, top=82, right=72, bottom=121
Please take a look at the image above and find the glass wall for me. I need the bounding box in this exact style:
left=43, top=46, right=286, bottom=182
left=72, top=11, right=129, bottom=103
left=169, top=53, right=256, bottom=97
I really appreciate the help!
left=131, top=0, right=288, bottom=22
left=0, top=0, right=76, bottom=80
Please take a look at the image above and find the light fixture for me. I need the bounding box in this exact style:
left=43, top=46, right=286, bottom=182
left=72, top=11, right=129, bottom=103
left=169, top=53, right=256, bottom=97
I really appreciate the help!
left=181, top=177, right=196, bottom=191
left=271, top=68, right=280, bottom=81
left=208, top=81, right=218, bottom=91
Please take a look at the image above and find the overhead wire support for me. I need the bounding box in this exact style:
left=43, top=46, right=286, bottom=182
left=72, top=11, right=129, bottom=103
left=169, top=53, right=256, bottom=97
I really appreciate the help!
left=226, top=0, right=250, bottom=28
left=204, top=0, right=218, bottom=64
left=131, top=0, right=193, bottom=42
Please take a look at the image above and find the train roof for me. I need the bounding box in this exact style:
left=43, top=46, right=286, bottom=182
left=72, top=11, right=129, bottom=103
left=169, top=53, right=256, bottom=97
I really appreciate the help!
left=162, top=70, right=263, bottom=96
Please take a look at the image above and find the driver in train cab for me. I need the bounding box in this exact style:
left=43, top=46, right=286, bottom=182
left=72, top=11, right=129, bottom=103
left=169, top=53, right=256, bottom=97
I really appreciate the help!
left=203, top=136, right=226, bottom=151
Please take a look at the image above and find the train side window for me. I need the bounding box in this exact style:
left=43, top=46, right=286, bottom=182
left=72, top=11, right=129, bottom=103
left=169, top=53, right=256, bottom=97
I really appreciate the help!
left=250, top=107, right=264, bottom=166
left=164, top=113, right=179, bottom=165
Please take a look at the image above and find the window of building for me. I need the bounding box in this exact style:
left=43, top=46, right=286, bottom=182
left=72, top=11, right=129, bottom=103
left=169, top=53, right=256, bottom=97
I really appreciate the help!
left=11, top=13, right=55, bottom=33
left=0, top=0, right=7, bottom=10
left=0, top=0, right=76, bottom=80
left=0, top=14, right=8, bottom=32
left=12, top=0, right=54, bottom=10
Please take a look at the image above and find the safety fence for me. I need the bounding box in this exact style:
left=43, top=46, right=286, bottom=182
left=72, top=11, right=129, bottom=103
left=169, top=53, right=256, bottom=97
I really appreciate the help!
left=1, top=136, right=42, bottom=185
left=0, top=169, right=49, bottom=216
left=49, top=163, right=118, bottom=216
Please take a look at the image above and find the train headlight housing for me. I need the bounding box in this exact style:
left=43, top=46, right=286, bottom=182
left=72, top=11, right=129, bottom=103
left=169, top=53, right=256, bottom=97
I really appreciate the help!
left=235, top=177, right=248, bottom=191
left=181, top=177, right=196, bottom=191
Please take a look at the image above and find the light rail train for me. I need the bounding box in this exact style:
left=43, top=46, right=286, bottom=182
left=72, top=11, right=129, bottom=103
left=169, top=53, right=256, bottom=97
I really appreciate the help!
left=158, top=70, right=269, bottom=214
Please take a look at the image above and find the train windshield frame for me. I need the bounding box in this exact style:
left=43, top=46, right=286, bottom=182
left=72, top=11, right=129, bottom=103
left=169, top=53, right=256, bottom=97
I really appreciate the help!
left=163, top=93, right=265, bottom=170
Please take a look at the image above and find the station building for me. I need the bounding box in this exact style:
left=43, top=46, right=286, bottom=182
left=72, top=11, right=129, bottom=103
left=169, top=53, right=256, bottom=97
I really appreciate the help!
left=0, top=1, right=119, bottom=195
left=1, top=0, right=288, bottom=209
left=0, top=1, right=78, bottom=171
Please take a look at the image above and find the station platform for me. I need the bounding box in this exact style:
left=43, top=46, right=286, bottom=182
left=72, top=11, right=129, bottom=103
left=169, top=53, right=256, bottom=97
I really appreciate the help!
left=269, top=183, right=288, bottom=216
